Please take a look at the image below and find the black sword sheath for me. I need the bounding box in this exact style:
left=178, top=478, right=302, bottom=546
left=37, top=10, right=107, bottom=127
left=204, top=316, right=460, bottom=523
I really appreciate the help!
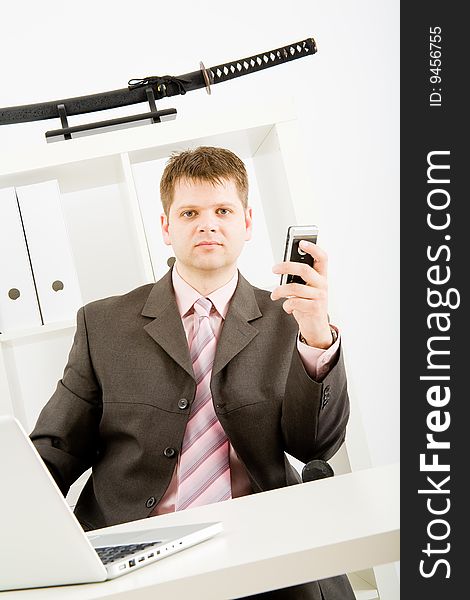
left=0, top=38, right=316, bottom=126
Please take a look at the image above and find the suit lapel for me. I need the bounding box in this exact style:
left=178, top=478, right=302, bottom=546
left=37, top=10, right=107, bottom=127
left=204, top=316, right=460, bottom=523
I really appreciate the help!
left=141, top=269, right=194, bottom=379
left=141, top=269, right=262, bottom=379
left=212, top=272, right=262, bottom=376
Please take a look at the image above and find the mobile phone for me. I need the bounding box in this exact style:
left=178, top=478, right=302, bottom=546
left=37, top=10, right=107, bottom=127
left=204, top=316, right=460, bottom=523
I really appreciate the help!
left=281, top=225, right=319, bottom=285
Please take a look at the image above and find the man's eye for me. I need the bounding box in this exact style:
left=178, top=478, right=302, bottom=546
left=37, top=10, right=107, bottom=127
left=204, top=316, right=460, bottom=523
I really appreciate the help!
left=217, top=208, right=230, bottom=215
left=182, top=210, right=195, bottom=217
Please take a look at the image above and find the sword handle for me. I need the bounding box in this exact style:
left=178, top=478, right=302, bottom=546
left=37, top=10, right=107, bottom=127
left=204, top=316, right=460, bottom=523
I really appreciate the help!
left=207, top=37, right=317, bottom=86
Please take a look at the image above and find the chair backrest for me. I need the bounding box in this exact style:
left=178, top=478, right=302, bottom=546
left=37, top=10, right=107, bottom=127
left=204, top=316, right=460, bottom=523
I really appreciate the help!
left=301, top=459, right=334, bottom=483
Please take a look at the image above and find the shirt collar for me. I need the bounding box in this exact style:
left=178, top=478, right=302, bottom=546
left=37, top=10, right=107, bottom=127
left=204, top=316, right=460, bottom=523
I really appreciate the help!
left=172, top=265, right=239, bottom=319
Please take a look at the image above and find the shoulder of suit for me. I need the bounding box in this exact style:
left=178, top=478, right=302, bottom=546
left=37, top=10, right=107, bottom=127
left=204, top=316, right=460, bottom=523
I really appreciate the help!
left=249, top=284, right=291, bottom=319
left=81, top=282, right=155, bottom=317
left=250, top=285, right=271, bottom=302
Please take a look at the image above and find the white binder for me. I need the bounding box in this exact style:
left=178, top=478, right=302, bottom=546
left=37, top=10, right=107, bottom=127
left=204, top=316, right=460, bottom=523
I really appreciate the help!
left=0, top=187, right=42, bottom=333
left=15, top=181, right=82, bottom=325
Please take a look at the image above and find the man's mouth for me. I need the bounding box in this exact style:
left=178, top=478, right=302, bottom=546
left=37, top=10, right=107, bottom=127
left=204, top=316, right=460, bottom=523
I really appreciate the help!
left=195, top=241, right=222, bottom=246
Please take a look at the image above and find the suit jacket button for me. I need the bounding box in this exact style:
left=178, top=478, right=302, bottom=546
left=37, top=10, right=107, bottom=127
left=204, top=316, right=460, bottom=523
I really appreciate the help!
left=146, top=496, right=156, bottom=508
left=178, top=398, right=189, bottom=410
left=164, top=447, right=177, bottom=458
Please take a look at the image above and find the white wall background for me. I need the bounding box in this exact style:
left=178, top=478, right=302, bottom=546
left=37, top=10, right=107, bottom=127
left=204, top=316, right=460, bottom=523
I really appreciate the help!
left=0, top=1, right=399, bottom=468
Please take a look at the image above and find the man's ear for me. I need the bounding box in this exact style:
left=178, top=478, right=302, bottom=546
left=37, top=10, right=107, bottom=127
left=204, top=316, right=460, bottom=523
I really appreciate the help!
left=161, top=213, right=171, bottom=246
left=244, top=207, right=253, bottom=242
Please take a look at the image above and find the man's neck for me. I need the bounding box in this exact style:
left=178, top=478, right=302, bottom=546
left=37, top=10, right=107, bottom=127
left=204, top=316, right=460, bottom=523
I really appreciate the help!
left=175, top=263, right=237, bottom=296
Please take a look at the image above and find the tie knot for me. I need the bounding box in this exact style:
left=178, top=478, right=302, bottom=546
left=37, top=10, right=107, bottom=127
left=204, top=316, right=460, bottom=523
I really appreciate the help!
left=194, top=297, right=212, bottom=318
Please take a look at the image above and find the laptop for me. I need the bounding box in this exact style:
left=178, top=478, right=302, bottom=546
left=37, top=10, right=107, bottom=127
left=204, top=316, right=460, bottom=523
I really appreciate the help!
left=0, top=415, right=222, bottom=591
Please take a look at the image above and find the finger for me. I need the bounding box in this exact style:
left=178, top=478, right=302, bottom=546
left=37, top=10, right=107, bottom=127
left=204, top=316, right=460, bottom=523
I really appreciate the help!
left=271, top=282, right=324, bottom=301
left=282, top=297, right=326, bottom=314
left=272, top=261, right=323, bottom=286
left=298, top=240, right=328, bottom=277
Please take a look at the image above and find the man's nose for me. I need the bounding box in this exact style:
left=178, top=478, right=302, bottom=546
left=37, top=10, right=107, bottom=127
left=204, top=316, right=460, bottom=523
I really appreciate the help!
left=198, top=217, right=218, bottom=232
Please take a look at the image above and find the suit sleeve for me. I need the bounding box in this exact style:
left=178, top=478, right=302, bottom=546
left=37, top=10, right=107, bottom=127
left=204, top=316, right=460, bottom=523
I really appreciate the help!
left=30, top=305, right=103, bottom=495
left=281, top=341, right=349, bottom=464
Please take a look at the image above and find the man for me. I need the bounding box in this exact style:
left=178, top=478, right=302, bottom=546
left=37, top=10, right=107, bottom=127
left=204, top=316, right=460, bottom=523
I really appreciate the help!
left=31, top=146, right=354, bottom=599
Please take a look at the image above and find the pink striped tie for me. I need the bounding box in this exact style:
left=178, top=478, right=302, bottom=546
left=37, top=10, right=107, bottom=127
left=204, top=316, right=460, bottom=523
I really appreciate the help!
left=175, top=297, right=232, bottom=511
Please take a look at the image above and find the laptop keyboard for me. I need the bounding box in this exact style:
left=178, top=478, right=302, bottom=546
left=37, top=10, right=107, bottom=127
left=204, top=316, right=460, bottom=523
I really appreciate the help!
left=95, top=542, right=161, bottom=565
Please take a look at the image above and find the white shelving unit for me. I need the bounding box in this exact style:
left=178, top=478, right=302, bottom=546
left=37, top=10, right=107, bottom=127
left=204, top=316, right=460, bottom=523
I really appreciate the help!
left=0, top=98, right=389, bottom=598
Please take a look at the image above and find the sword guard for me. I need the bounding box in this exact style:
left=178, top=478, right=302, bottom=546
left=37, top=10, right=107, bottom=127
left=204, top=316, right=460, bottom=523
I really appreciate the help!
left=199, top=61, right=214, bottom=95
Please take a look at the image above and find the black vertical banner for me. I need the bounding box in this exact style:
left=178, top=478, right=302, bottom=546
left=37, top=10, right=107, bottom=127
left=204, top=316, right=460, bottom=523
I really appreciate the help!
left=401, top=3, right=465, bottom=597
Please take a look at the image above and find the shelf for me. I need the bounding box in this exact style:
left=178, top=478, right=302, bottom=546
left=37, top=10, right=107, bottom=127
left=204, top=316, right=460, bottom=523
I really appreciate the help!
left=0, top=98, right=297, bottom=179
left=0, top=321, right=75, bottom=343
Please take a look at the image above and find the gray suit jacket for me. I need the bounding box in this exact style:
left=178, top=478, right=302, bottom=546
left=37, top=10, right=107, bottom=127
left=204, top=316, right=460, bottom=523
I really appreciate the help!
left=31, top=268, right=353, bottom=599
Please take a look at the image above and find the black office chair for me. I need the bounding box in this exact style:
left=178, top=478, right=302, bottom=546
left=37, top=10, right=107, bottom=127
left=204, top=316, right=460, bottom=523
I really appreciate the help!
left=301, top=459, right=334, bottom=483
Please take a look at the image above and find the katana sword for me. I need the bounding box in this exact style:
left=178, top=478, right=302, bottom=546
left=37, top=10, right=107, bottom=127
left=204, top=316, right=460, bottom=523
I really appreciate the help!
left=0, top=38, right=316, bottom=126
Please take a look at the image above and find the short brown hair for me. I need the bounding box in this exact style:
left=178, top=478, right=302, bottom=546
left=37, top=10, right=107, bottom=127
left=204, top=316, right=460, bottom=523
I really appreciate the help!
left=160, top=146, right=249, bottom=216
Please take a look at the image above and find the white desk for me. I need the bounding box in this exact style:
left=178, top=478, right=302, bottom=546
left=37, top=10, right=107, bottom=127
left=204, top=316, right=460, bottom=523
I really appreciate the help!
left=1, top=463, right=399, bottom=599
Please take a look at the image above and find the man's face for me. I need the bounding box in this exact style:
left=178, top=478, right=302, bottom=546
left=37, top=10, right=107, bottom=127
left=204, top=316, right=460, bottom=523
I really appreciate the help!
left=161, top=177, right=252, bottom=276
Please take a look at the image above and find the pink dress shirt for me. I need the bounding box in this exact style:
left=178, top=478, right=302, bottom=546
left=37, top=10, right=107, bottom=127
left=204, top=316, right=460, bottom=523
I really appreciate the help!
left=152, top=266, right=340, bottom=515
